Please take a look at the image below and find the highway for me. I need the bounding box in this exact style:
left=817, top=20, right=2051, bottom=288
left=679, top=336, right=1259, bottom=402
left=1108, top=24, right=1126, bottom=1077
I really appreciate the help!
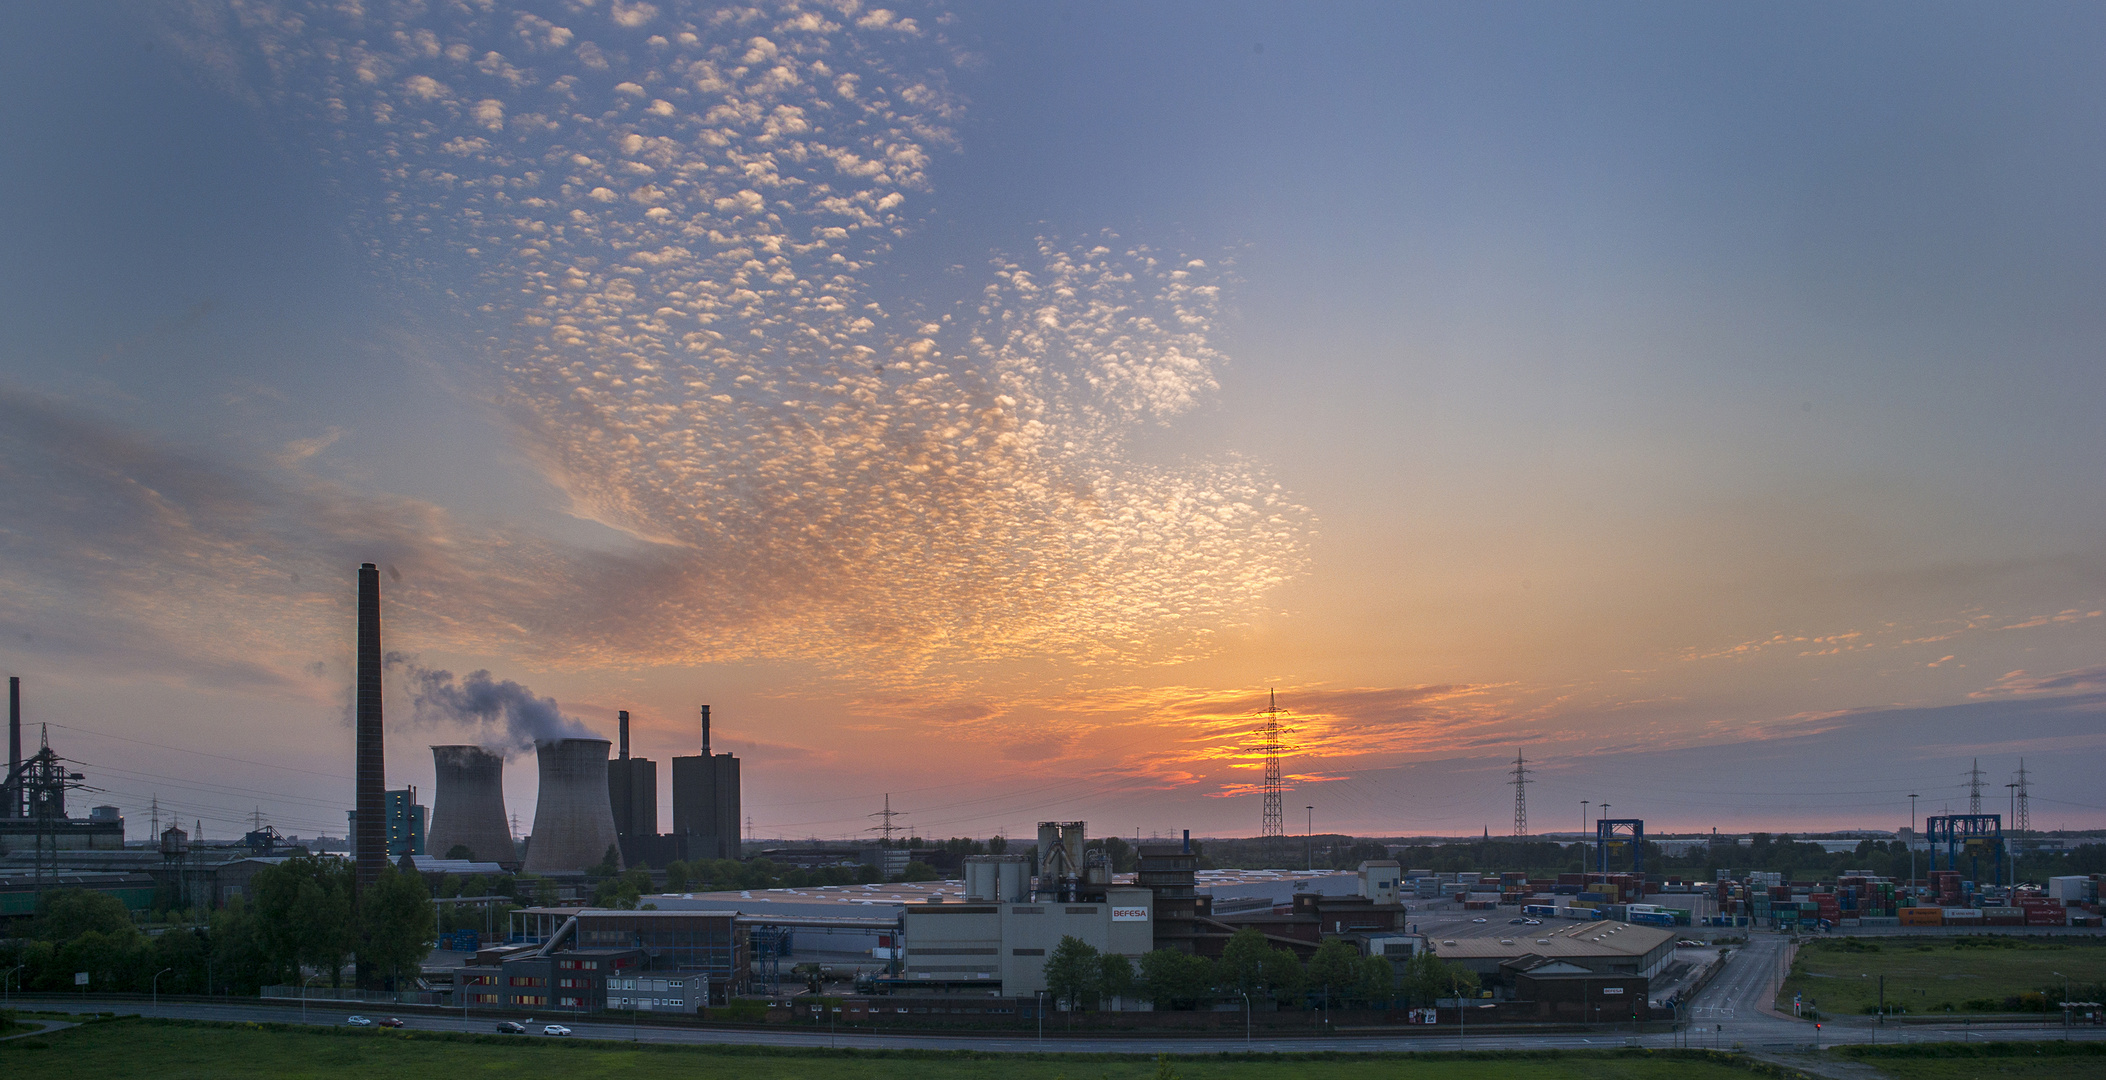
left=22, top=940, right=2104, bottom=1055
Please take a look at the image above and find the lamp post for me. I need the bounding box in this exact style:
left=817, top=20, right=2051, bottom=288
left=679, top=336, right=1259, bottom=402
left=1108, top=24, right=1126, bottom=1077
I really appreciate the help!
left=301, top=971, right=325, bottom=1025
left=1452, top=972, right=1465, bottom=1051
left=1240, top=990, right=1251, bottom=1046
left=152, top=967, right=173, bottom=1016
left=1036, top=989, right=1044, bottom=1045
left=3, top=964, right=24, bottom=1004
left=2054, top=971, right=2069, bottom=1039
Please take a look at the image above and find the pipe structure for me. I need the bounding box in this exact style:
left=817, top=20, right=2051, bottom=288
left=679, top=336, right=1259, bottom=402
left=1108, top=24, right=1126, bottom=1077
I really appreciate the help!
left=354, top=563, right=386, bottom=889
left=427, top=746, right=517, bottom=866
left=523, top=738, right=623, bottom=875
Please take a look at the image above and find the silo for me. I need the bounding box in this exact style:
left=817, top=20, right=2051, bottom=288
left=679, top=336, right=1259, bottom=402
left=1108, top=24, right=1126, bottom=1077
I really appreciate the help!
left=964, top=854, right=1032, bottom=902
left=523, top=738, right=623, bottom=875
left=426, top=746, right=516, bottom=865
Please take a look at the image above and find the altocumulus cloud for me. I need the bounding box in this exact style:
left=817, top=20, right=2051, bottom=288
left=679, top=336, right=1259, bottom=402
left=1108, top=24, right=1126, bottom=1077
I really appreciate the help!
left=7, top=2, right=1310, bottom=686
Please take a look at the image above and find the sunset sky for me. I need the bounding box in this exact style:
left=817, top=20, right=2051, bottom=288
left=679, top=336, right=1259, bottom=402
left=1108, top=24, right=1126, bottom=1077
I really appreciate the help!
left=3, top=2, right=2103, bottom=846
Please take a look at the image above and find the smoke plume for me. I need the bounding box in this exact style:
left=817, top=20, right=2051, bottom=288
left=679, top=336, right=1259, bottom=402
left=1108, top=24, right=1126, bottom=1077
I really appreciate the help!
left=387, top=653, right=597, bottom=756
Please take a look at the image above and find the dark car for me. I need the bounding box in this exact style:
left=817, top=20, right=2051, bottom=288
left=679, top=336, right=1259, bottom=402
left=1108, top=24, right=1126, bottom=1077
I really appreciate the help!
left=377, top=1018, right=405, bottom=1029
left=495, top=1021, right=527, bottom=1034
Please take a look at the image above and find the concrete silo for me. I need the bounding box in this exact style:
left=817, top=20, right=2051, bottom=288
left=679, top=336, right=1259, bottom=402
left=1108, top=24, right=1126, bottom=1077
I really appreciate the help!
left=523, top=738, right=623, bottom=875
left=426, top=745, right=516, bottom=866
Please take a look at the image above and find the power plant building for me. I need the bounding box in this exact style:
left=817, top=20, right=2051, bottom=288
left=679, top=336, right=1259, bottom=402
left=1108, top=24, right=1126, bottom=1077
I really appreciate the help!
left=607, top=711, right=658, bottom=867
left=426, top=745, right=517, bottom=866
left=671, top=705, right=740, bottom=861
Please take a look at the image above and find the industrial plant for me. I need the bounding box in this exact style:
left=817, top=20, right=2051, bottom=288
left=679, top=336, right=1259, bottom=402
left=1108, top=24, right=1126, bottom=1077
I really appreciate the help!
left=2, top=562, right=2101, bottom=1039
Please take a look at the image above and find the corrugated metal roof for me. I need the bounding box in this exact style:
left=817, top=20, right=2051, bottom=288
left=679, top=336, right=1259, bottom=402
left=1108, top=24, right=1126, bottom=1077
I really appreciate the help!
left=1430, top=920, right=1675, bottom=961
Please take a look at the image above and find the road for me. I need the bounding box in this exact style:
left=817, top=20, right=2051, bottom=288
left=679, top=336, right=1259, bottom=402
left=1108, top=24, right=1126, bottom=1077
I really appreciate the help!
left=22, top=943, right=2104, bottom=1056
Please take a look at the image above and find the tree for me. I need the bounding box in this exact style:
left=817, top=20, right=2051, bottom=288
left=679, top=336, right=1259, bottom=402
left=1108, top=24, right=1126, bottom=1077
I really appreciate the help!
left=358, top=864, right=436, bottom=989
left=988, top=835, right=1008, bottom=855
left=1218, top=928, right=1271, bottom=996
left=251, top=855, right=355, bottom=987
left=1043, top=935, right=1101, bottom=1011
left=444, top=844, right=475, bottom=860
left=1398, top=950, right=1471, bottom=1007
left=1307, top=937, right=1361, bottom=1008
left=1354, top=955, right=1397, bottom=1008
left=1140, top=949, right=1217, bottom=1010
left=1099, top=952, right=1136, bottom=1007
left=899, top=861, right=941, bottom=883
left=31, top=889, right=137, bottom=942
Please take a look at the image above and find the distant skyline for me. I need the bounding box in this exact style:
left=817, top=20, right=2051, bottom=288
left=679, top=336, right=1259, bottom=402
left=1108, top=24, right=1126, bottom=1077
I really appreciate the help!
left=2, top=2, right=2103, bottom=844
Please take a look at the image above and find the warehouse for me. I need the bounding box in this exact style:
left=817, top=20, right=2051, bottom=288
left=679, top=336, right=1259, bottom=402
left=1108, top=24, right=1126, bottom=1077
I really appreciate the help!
left=900, top=886, right=1156, bottom=999
left=1431, top=920, right=1678, bottom=984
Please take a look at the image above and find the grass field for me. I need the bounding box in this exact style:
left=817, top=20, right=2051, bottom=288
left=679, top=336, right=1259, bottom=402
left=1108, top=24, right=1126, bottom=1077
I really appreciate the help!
left=0, top=1018, right=1781, bottom=1080
left=1780, top=937, right=2106, bottom=1016
left=1830, top=1041, right=2106, bottom=1079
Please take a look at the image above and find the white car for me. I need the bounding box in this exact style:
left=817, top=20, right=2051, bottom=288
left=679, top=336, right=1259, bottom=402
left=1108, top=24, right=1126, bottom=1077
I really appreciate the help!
left=1524, top=919, right=1542, bottom=925
left=542, top=1024, right=572, bottom=1037
left=344, top=1015, right=373, bottom=1027
left=1471, top=917, right=1488, bottom=923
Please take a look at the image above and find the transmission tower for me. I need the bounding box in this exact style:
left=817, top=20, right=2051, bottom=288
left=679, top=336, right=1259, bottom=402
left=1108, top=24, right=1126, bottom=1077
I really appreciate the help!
left=1966, top=759, right=1984, bottom=816
left=869, top=793, right=904, bottom=843
left=1510, top=751, right=1533, bottom=837
left=1259, top=690, right=1285, bottom=851
left=2013, top=759, right=2031, bottom=835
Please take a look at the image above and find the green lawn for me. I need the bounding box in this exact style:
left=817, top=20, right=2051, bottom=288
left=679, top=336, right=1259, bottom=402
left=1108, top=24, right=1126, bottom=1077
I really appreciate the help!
left=0, top=1018, right=1778, bottom=1080
left=1830, top=1040, right=2106, bottom=1080
left=1780, top=937, right=2106, bottom=1017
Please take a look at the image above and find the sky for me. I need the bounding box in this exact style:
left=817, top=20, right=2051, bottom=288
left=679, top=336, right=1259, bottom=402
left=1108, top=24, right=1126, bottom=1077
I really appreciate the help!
left=3, top=1, right=2104, bottom=847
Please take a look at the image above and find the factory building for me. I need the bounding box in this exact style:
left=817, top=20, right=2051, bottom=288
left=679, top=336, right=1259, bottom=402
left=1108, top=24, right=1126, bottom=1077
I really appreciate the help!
left=1430, top=920, right=1678, bottom=987
left=346, top=787, right=426, bottom=858
left=671, top=705, right=740, bottom=861
left=472, top=907, right=750, bottom=1008
left=606, top=711, right=658, bottom=867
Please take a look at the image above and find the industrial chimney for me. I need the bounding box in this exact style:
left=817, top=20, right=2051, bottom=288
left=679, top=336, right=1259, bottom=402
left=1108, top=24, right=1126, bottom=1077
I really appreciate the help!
left=354, top=563, right=386, bottom=889
left=5, top=676, right=20, bottom=820
left=523, top=738, right=623, bottom=875
left=426, top=746, right=516, bottom=865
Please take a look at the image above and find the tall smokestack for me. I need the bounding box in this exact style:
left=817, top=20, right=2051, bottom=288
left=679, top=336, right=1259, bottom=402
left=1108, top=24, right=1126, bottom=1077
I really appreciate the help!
left=619, top=710, right=630, bottom=760
left=7, top=677, right=19, bottom=820
left=355, top=563, right=386, bottom=889
left=427, top=746, right=516, bottom=866
left=523, top=738, right=623, bottom=875
left=701, top=704, right=710, bottom=755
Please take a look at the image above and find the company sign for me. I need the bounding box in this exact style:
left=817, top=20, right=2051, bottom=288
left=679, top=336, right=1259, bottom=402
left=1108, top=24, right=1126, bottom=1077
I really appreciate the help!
left=1111, top=907, right=1150, bottom=922
left=1602, top=986, right=1624, bottom=995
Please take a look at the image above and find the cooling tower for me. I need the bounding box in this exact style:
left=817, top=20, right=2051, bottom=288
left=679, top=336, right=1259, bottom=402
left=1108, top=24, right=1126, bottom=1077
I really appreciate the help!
left=426, top=746, right=516, bottom=865
left=523, top=738, right=623, bottom=875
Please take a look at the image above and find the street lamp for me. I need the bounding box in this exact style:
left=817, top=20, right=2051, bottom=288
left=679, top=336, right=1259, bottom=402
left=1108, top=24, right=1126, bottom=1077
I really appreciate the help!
left=152, top=967, right=173, bottom=1016
left=1240, top=990, right=1251, bottom=1046
left=3, top=964, right=24, bottom=1003
left=2054, top=972, right=2070, bottom=1040
left=301, top=971, right=326, bottom=1024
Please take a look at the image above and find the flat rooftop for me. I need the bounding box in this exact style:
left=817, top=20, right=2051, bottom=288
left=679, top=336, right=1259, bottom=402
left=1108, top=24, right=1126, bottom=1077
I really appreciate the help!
left=1429, top=920, right=1677, bottom=961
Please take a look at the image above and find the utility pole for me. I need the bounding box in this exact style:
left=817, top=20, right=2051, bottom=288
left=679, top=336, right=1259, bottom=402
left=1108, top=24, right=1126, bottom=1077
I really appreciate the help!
left=2013, top=760, right=2031, bottom=836
left=1259, top=690, right=1284, bottom=857
left=869, top=794, right=903, bottom=843
left=1509, top=751, right=1532, bottom=837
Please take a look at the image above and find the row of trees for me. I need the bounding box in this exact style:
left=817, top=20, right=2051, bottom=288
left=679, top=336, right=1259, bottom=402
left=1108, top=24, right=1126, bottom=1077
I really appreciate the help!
left=0, top=857, right=434, bottom=997
left=1040, top=929, right=1479, bottom=1012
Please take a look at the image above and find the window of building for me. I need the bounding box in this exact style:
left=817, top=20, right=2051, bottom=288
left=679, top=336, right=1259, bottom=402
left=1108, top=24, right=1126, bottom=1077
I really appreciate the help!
left=1012, top=906, right=1044, bottom=914
left=510, top=994, right=547, bottom=1006
left=508, top=976, right=546, bottom=987
left=1012, top=948, right=1044, bottom=956
left=1066, top=906, right=1098, bottom=914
